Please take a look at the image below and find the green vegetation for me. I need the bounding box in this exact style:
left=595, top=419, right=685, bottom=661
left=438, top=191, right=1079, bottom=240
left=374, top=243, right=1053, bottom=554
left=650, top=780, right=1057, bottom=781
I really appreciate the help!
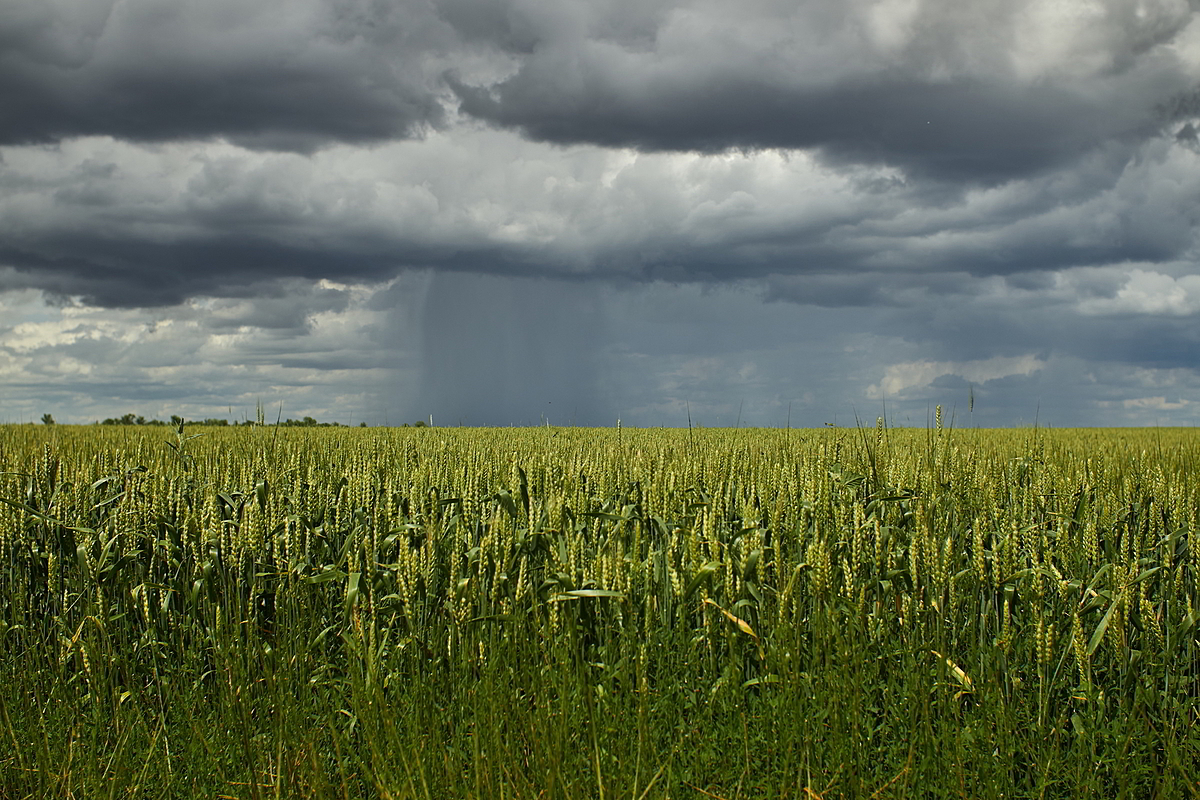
left=1, top=423, right=1198, bottom=798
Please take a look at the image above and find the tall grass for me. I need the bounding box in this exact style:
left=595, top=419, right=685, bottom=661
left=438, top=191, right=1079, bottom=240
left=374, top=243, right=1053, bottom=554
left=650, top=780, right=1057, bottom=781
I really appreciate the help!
left=0, top=423, right=1198, bottom=798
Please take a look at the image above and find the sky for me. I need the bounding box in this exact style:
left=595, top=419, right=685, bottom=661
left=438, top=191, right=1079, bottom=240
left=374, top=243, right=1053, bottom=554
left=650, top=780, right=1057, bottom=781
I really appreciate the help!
left=3, top=0, right=1200, bottom=428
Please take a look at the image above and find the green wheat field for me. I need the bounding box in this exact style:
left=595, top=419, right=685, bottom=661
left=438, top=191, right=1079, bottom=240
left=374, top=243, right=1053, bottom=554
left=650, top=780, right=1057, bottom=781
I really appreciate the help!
left=2, top=422, right=1199, bottom=798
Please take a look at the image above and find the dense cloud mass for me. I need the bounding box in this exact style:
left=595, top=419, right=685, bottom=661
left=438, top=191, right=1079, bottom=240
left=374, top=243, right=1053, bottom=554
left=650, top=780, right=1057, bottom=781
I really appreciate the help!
left=0, top=0, right=453, bottom=149
left=2, top=0, right=1200, bottom=426
left=450, top=0, right=1195, bottom=176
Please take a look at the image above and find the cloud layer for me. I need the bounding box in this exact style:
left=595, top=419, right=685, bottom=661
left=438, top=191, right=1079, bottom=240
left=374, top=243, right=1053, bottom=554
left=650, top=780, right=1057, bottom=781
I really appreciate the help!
left=2, top=0, right=1200, bottom=426
left=0, top=0, right=452, bottom=149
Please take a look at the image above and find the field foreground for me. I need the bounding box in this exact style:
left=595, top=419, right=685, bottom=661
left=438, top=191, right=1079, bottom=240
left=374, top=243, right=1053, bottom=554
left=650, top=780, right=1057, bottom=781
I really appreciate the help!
left=1, top=423, right=1199, bottom=798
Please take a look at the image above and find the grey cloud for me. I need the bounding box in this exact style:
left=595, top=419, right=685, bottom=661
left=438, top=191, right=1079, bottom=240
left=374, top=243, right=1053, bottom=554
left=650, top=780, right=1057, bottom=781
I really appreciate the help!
left=764, top=271, right=968, bottom=308
left=0, top=238, right=395, bottom=306
left=3, top=124, right=1199, bottom=311
left=859, top=270, right=1200, bottom=375
left=187, top=281, right=355, bottom=332
left=4, top=0, right=1188, bottom=180
left=450, top=0, right=1196, bottom=180
left=0, top=0, right=454, bottom=150
left=455, top=75, right=1145, bottom=181
left=436, top=0, right=540, bottom=51
left=758, top=257, right=1200, bottom=422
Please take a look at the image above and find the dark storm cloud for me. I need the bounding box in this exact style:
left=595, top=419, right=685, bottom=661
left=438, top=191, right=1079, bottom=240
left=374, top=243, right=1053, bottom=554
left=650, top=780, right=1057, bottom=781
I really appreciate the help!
left=0, top=227, right=623, bottom=308
left=448, top=0, right=1197, bottom=181
left=898, top=286, right=1200, bottom=371
left=2, top=0, right=1198, bottom=309
left=3, top=0, right=1200, bottom=428
left=3, top=0, right=1192, bottom=178
left=455, top=76, right=1147, bottom=181
left=0, top=0, right=453, bottom=150
left=0, top=237, right=400, bottom=306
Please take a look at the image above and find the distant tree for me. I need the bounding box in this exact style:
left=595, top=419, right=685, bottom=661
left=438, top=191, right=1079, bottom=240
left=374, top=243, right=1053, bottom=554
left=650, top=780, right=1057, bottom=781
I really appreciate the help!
left=359, top=421, right=367, bottom=427
left=41, top=413, right=55, bottom=425
left=99, top=413, right=155, bottom=425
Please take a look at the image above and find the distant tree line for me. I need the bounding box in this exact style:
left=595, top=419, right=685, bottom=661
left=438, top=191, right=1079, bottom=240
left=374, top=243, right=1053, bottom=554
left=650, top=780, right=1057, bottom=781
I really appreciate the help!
left=36, top=411, right=434, bottom=428
left=89, top=413, right=363, bottom=427
left=94, top=413, right=245, bottom=427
